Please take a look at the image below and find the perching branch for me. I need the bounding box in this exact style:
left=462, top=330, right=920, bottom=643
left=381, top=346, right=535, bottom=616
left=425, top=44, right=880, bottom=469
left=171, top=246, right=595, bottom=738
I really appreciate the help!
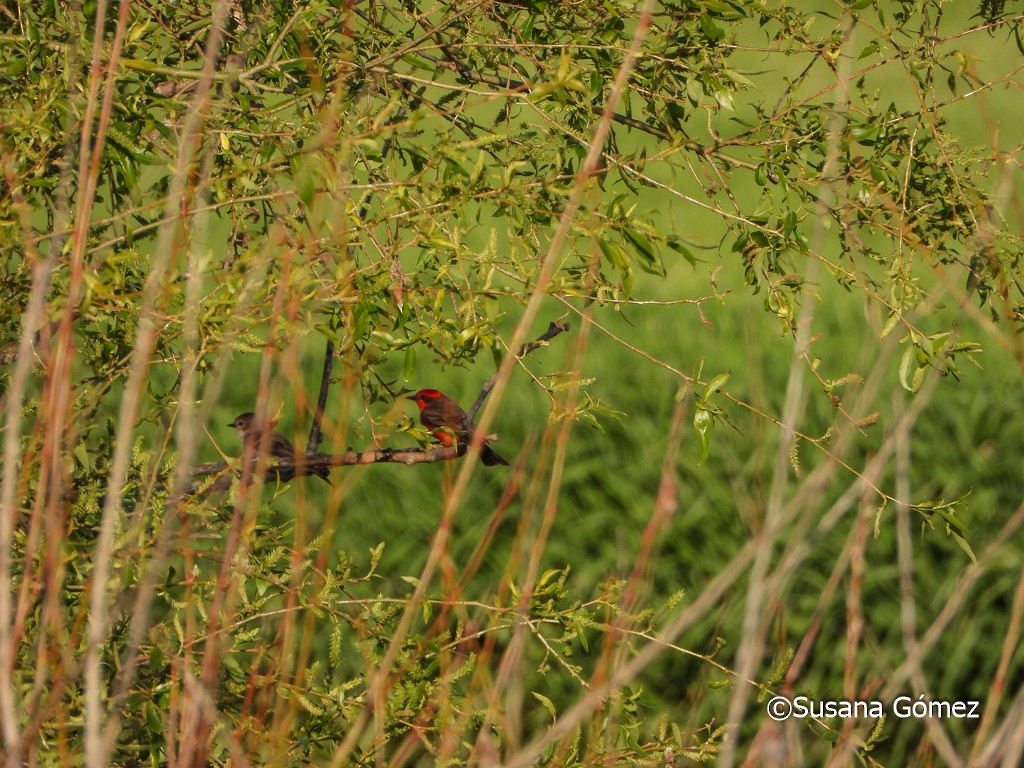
left=193, top=317, right=568, bottom=485
left=190, top=443, right=483, bottom=489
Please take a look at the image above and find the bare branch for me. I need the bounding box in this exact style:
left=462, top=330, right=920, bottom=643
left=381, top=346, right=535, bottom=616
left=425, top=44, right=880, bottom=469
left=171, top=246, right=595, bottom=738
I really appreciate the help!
left=467, top=317, right=570, bottom=423
left=189, top=442, right=478, bottom=485
left=306, top=335, right=334, bottom=454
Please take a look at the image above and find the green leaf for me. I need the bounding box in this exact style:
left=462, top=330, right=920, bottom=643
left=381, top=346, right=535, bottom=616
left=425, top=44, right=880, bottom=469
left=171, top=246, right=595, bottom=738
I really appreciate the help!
left=899, top=344, right=923, bottom=392
left=292, top=162, right=315, bottom=208
left=723, top=68, right=753, bottom=87
left=403, top=346, right=416, bottom=381
left=576, top=622, right=589, bottom=652
left=858, top=42, right=879, bottom=59
left=400, top=53, right=434, bottom=71
left=694, top=408, right=712, bottom=465
left=622, top=227, right=664, bottom=275
left=949, top=529, right=977, bottom=563
left=782, top=211, right=798, bottom=236
left=703, top=372, right=730, bottom=398
left=532, top=692, right=558, bottom=721
left=699, top=14, right=725, bottom=42
left=936, top=507, right=965, bottom=530
left=666, top=238, right=697, bottom=265
left=145, top=702, right=162, bottom=735
left=598, top=238, right=629, bottom=271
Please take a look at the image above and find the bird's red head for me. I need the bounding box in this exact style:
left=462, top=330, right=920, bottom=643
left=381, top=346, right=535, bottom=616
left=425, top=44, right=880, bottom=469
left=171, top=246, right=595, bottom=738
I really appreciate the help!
left=412, top=389, right=444, bottom=410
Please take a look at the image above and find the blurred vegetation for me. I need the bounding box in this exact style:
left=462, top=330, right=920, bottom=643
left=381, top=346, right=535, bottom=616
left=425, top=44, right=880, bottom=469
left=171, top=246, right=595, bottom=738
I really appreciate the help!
left=1, top=0, right=1022, bottom=766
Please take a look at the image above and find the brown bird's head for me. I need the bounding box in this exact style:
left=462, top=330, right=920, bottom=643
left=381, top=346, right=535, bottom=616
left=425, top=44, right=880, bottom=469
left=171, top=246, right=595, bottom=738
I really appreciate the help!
left=228, top=412, right=257, bottom=435
left=228, top=412, right=279, bottom=442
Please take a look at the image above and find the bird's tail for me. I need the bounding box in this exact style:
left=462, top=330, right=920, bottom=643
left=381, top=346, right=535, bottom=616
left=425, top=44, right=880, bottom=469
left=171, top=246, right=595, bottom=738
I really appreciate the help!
left=481, top=445, right=509, bottom=467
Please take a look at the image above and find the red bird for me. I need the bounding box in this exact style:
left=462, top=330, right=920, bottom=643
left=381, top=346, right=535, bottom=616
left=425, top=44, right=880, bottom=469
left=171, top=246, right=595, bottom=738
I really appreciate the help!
left=411, top=389, right=509, bottom=467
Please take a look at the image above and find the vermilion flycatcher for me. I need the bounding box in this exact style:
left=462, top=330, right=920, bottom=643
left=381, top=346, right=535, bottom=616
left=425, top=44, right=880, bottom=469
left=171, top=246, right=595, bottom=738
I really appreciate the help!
left=228, top=412, right=331, bottom=483
left=411, top=389, right=509, bottom=467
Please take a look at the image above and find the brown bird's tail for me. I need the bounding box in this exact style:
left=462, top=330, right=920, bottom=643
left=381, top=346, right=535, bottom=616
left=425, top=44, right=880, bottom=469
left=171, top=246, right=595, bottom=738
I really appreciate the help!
left=304, top=460, right=332, bottom=484
left=285, top=452, right=331, bottom=484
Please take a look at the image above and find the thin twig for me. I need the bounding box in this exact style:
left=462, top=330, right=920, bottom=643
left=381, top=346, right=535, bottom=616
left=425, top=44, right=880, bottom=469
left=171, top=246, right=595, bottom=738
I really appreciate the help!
left=306, top=336, right=334, bottom=454
left=466, top=318, right=570, bottom=423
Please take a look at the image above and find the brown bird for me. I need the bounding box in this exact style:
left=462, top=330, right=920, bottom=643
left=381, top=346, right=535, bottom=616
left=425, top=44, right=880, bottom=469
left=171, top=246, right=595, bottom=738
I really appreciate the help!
left=227, top=412, right=331, bottom=483
left=411, top=389, right=509, bottom=467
